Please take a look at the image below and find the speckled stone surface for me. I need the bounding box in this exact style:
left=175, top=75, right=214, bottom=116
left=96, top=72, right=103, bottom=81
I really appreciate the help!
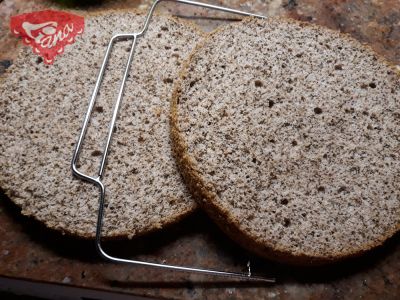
left=0, top=0, right=399, bottom=299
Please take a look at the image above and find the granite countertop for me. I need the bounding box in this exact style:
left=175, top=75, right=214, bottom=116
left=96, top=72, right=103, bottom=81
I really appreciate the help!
left=0, top=0, right=399, bottom=299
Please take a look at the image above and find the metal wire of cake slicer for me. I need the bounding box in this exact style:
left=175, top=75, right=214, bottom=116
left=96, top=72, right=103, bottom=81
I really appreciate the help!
left=71, top=0, right=275, bottom=283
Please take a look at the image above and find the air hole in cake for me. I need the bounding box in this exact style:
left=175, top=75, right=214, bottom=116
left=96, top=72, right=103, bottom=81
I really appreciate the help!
left=281, top=198, right=289, bottom=205
left=369, top=82, right=377, bottom=88
left=163, top=78, right=173, bottom=84
left=254, top=80, right=263, bottom=87
left=283, top=218, right=291, bottom=227
left=91, top=150, right=102, bottom=157
left=94, top=106, right=104, bottom=113
left=268, top=100, right=274, bottom=108
left=314, top=107, right=323, bottom=114
left=345, top=108, right=354, bottom=114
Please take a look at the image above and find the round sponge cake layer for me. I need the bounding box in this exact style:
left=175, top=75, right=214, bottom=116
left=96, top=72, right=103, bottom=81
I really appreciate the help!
left=0, top=11, right=202, bottom=238
left=171, top=17, right=400, bottom=264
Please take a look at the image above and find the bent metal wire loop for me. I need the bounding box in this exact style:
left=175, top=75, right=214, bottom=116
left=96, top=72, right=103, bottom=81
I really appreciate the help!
left=71, top=0, right=274, bottom=282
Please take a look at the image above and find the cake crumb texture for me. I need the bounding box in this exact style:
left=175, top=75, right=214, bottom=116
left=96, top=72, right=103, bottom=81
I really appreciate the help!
left=172, top=17, right=400, bottom=264
left=0, top=11, right=202, bottom=238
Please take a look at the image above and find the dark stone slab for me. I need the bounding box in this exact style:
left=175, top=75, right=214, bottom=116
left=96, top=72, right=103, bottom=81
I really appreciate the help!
left=284, top=0, right=400, bottom=65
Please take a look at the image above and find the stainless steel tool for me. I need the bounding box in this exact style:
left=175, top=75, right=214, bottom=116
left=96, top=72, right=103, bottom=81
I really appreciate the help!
left=71, top=0, right=274, bottom=283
